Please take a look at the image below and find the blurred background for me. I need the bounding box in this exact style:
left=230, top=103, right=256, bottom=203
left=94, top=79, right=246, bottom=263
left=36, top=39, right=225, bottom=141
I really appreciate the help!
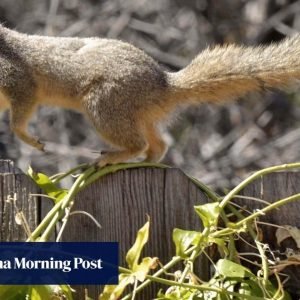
left=0, top=0, right=299, bottom=191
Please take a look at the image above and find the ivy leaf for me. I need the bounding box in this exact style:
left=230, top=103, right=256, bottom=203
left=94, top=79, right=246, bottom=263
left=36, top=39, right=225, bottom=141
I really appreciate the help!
left=28, top=166, right=67, bottom=204
left=0, top=285, right=73, bottom=300
left=0, top=285, right=29, bottom=299
left=100, top=274, right=133, bottom=300
left=30, top=286, right=49, bottom=300
left=126, top=219, right=150, bottom=270
left=100, top=257, right=158, bottom=299
left=194, top=202, right=220, bottom=228
left=101, top=220, right=158, bottom=300
left=215, top=259, right=254, bottom=279
left=208, top=237, right=229, bottom=257
left=156, top=287, right=197, bottom=299
left=172, top=229, right=202, bottom=258
left=57, top=285, right=74, bottom=300
left=132, top=257, right=158, bottom=282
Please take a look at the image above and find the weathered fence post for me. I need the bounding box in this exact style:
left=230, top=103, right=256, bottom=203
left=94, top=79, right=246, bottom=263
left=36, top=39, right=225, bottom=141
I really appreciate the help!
left=0, top=160, right=40, bottom=241
left=64, top=169, right=300, bottom=299
left=63, top=167, right=211, bottom=299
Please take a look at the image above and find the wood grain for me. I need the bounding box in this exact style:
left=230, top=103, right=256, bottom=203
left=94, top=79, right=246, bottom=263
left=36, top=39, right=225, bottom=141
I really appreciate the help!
left=0, top=159, right=40, bottom=241
left=63, top=167, right=210, bottom=299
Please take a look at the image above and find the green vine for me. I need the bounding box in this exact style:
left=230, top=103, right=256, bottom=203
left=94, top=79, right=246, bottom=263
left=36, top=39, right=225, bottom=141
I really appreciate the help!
left=3, top=162, right=300, bottom=300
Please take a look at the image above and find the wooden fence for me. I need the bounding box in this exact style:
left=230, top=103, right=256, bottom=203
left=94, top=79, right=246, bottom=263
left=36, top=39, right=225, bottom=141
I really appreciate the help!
left=0, top=159, right=300, bottom=299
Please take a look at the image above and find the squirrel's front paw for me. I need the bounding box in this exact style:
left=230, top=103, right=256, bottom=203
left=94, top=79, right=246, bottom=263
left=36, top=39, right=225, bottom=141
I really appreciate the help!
left=92, top=150, right=136, bottom=168
left=93, top=158, right=110, bottom=168
left=92, top=151, right=115, bottom=168
left=34, top=139, right=46, bottom=152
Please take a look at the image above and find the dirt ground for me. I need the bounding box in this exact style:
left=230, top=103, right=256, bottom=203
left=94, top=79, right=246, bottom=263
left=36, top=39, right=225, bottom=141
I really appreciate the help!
left=0, top=0, right=299, bottom=190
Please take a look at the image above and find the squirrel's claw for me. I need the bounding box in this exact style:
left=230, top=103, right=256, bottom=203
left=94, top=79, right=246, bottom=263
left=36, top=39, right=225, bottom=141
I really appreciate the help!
left=35, top=139, right=46, bottom=152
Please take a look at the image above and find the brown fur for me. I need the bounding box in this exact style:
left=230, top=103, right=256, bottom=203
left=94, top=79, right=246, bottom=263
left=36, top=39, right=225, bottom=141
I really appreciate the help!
left=0, top=24, right=299, bottom=166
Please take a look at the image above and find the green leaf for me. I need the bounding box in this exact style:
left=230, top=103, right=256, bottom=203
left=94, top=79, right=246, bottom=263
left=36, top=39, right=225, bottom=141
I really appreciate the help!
left=132, top=257, right=158, bottom=282
left=215, top=259, right=254, bottom=279
left=126, top=220, right=150, bottom=270
left=208, top=237, right=229, bottom=257
left=100, top=220, right=156, bottom=299
left=239, top=279, right=291, bottom=299
left=156, top=287, right=198, bottom=300
left=100, top=274, right=133, bottom=300
left=28, top=166, right=67, bottom=204
left=59, top=285, right=74, bottom=300
left=0, top=285, right=29, bottom=299
left=239, top=280, right=262, bottom=297
left=194, top=202, right=220, bottom=227
left=30, top=286, right=45, bottom=300
left=100, top=257, right=157, bottom=299
left=172, top=228, right=202, bottom=258
left=0, top=285, right=73, bottom=300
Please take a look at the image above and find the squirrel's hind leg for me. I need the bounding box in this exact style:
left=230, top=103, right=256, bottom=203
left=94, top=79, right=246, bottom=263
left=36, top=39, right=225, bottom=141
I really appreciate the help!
left=90, top=119, right=149, bottom=167
left=94, top=126, right=167, bottom=167
left=95, top=147, right=146, bottom=168
left=94, top=134, right=148, bottom=167
left=143, top=126, right=167, bottom=163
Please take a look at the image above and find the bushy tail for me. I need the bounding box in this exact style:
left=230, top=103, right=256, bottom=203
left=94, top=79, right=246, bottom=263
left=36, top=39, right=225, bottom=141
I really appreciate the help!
left=166, top=35, right=300, bottom=104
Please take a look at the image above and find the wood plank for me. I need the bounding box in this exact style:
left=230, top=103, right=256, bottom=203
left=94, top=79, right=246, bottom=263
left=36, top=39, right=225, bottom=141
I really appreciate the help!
left=0, top=160, right=40, bottom=241
left=63, top=167, right=210, bottom=299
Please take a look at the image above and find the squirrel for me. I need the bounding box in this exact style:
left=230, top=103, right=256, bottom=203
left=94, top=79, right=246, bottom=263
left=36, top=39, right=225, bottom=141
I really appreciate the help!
left=0, top=24, right=299, bottom=167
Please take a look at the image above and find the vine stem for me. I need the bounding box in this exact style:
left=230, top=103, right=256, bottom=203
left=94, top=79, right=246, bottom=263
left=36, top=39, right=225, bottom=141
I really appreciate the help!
left=121, top=256, right=182, bottom=300
left=255, top=239, right=268, bottom=288
left=27, top=166, right=96, bottom=241
left=213, top=193, right=300, bottom=238
left=178, top=227, right=210, bottom=284
left=50, top=163, right=89, bottom=183
left=219, top=162, right=300, bottom=209
left=119, top=266, right=265, bottom=300
left=80, top=162, right=169, bottom=188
